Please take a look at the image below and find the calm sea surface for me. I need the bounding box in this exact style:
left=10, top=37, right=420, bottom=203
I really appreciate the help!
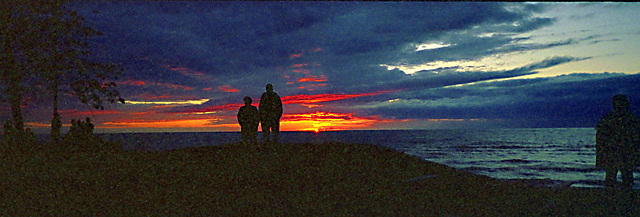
left=99, top=128, right=637, bottom=189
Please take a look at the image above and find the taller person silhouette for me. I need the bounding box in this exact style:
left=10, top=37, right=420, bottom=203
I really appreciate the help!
left=259, top=84, right=283, bottom=144
left=596, top=94, right=640, bottom=189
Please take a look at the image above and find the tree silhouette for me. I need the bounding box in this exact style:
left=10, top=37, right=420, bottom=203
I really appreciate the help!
left=1, top=1, right=124, bottom=147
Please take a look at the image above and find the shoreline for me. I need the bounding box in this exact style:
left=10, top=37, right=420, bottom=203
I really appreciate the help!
left=2, top=142, right=638, bottom=215
left=96, top=130, right=614, bottom=190
left=9, top=130, right=621, bottom=191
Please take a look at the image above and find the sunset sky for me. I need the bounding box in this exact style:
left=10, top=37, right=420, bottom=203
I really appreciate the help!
left=8, top=2, right=640, bottom=133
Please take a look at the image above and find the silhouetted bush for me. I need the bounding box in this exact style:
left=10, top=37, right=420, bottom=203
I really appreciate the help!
left=1, top=120, right=38, bottom=155
left=61, top=118, right=122, bottom=153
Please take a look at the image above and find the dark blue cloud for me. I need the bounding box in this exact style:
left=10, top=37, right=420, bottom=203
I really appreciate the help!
left=81, top=2, right=560, bottom=97
left=73, top=2, right=557, bottom=82
left=364, top=73, right=640, bottom=128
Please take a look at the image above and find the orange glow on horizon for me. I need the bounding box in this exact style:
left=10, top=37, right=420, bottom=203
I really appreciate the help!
left=100, top=111, right=398, bottom=132
left=47, top=109, right=411, bottom=133
left=279, top=111, right=395, bottom=132
left=25, top=122, right=51, bottom=128
left=91, top=90, right=404, bottom=132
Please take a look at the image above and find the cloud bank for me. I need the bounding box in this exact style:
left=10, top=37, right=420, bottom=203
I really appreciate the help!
left=4, top=2, right=638, bottom=132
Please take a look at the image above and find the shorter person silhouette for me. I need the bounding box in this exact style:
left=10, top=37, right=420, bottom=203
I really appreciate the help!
left=596, top=94, right=640, bottom=189
left=237, top=96, right=259, bottom=145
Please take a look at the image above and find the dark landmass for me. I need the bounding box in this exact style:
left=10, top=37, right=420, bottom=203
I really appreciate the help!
left=1, top=142, right=638, bottom=216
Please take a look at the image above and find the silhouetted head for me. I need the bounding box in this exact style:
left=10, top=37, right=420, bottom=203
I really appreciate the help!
left=266, top=84, right=274, bottom=92
left=612, top=94, right=629, bottom=111
left=86, top=117, right=91, bottom=123
left=243, top=96, right=252, bottom=105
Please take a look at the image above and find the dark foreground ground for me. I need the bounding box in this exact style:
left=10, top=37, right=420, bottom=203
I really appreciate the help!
left=1, top=142, right=639, bottom=216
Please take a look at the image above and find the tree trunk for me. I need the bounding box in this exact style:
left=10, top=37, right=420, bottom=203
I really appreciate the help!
left=51, top=77, right=61, bottom=145
left=9, top=89, right=23, bottom=131
left=6, top=55, right=24, bottom=132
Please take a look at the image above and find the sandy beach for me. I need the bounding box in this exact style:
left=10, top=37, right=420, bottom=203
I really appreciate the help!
left=2, top=142, right=639, bottom=216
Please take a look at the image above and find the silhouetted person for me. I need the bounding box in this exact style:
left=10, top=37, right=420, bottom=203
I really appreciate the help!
left=596, top=94, right=640, bottom=189
left=259, top=84, right=283, bottom=144
left=68, top=119, right=79, bottom=139
left=84, top=117, right=94, bottom=135
left=237, top=96, right=259, bottom=145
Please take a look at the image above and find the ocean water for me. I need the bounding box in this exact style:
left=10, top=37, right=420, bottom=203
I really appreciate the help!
left=99, top=128, right=637, bottom=189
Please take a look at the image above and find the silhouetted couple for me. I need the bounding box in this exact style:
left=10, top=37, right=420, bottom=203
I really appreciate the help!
left=596, top=94, right=640, bottom=189
left=237, top=84, right=283, bottom=146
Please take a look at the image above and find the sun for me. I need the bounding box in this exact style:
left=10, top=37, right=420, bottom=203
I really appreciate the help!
left=314, top=128, right=320, bottom=134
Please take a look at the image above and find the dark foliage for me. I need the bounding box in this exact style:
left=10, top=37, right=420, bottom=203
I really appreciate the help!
left=60, top=118, right=122, bottom=153
left=1, top=0, right=124, bottom=149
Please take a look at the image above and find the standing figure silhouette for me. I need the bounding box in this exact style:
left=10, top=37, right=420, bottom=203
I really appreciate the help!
left=237, top=96, right=259, bottom=145
left=259, top=84, right=282, bottom=144
left=596, top=94, right=640, bottom=189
